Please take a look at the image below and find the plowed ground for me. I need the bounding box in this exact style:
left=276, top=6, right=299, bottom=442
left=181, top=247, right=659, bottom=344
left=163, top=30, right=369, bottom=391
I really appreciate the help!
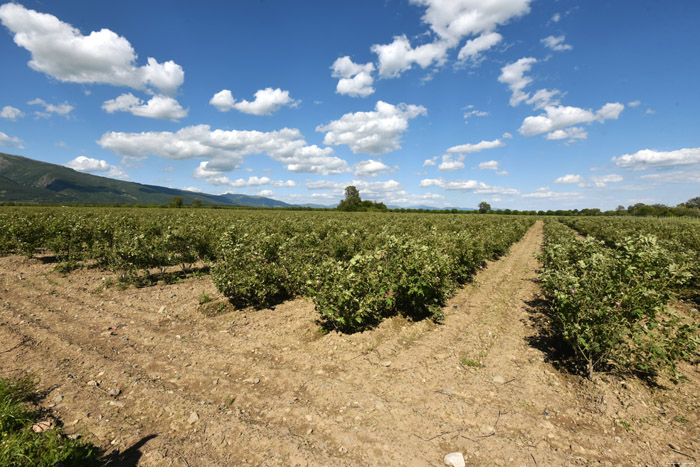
left=1, top=222, right=698, bottom=466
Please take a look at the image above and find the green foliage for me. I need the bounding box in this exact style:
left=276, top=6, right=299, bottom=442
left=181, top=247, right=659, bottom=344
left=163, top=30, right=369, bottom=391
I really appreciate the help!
left=0, top=377, right=102, bottom=466
left=540, top=220, right=698, bottom=380
left=478, top=201, right=491, bottom=213
left=337, top=185, right=388, bottom=212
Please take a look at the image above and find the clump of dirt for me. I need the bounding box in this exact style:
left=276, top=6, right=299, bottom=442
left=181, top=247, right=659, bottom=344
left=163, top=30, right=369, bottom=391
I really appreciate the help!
left=0, top=221, right=697, bottom=465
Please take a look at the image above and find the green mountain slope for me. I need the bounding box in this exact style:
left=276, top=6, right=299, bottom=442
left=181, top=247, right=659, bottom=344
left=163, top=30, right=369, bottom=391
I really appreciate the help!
left=0, top=152, right=292, bottom=207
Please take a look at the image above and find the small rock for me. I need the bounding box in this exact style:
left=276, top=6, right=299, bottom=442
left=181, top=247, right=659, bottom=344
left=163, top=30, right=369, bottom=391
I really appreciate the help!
left=380, top=360, right=392, bottom=367
left=108, top=388, right=121, bottom=397
left=444, top=452, right=466, bottom=467
left=188, top=412, right=199, bottom=425
left=339, top=446, right=348, bottom=454
left=243, top=378, right=260, bottom=384
left=493, top=375, right=506, bottom=384
left=305, top=415, right=313, bottom=422
left=53, top=394, right=64, bottom=403
left=87, top=380, right=99, bottom=387
left=67, top=433, right=81, bottom=440
left=109, top=401, right=125, bottom=408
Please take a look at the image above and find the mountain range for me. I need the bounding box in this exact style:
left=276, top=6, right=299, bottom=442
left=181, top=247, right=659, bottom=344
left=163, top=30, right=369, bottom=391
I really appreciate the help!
left=0, top=152, right=293, bottom=207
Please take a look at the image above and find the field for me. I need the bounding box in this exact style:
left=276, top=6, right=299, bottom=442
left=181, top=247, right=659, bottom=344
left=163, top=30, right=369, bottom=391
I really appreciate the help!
left=0, top=207, right=698, bottom=465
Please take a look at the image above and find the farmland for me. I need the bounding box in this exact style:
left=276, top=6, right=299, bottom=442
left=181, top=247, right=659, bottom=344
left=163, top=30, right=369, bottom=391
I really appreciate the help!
left=0, top=207, right=698, bottom=465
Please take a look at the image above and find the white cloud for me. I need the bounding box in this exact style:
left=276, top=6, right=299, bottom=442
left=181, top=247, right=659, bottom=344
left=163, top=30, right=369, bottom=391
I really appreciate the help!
left=590, top=174, right=623, bottom=187
left=371, top=35, right=450, bottom=78
left=419, top=177, right=518, bottom=195
left=498, top=57, right=537, bottom=106
left=462, top=105, right=488, bottom=123
left=28, top=98, right=73, bottom=118
left=0, top=131, right=23, bottom=148
left=102, top=93, right=187, bottom=121
left=526, top=88, right=561, bottom=110
left=611, top=147, right=700, bottom=170
left=98, top=124, right=348, bottom=175
left=551, top=13, right=561, bottom=23
left=446, top=138, right=505, bottom=154
left=541, top=35, right=572, bottom=51
left=522, top=190, right=582, bottom=199
left=331, top=56, right=375, bottom=97
left=438, top=154, right=465, bottom=171
left=316, top=101, right=426, bottom=155
left=457, top=32, right=502, bottom=62
left=306, top=179, right=401, bottom=198
left=64, top=156, right=128, bottom=179
left=209, top=88, right=298, bottom=115
left=502, top=132, right=513, bottom=139
left=199, top=174, right=296, bottom=188
left=638, top=171, right=700, bottom=184
left=353, top=159, right=391, bottom=178
left=0, top=3, right=183, bottom=95
left=545, top=126, right=588, bottom=141
left=519, top=103, right=624, bottom=137
left=554, top=174, right=583, bottom=184
left=258, top=190, right=274, bottom=197
left=371, top=0, right=531, bottom=78
left=628, top=100, right=641, bottom=107
left=477, top=160, right=500, bottom=171
left=423, top=156, right=438, bottom=167
left=1, top=105, right=23, bottom=121
left=182, top=186, right=202, bottom=193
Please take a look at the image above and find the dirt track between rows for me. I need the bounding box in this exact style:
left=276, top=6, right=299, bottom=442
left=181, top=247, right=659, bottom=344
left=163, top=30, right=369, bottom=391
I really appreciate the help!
left=1, top=221, right=698, bottom=465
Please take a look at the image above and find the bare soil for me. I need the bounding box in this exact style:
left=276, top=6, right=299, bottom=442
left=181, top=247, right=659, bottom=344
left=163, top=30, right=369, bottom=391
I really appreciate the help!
left=1, top=221, right=698, bottom=466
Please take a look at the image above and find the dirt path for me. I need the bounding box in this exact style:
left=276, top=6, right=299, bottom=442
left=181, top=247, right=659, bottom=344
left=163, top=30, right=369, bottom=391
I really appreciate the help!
left=1, top=221, right=698, bottom=466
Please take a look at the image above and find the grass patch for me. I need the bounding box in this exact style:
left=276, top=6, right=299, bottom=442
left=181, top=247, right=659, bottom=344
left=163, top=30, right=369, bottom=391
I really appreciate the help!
left=0, top=377, right=103, bottom=466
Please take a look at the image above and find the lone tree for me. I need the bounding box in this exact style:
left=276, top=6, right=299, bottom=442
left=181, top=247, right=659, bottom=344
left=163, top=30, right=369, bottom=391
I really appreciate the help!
left=337, top=185, right=388, bottom=212
left=478, top=201, right=491, bottom=213
left=172, top=196, right=184, bottom=208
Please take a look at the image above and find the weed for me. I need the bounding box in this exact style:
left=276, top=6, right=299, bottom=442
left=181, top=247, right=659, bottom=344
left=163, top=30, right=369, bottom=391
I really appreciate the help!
left=460, top=356, right=481, bottom=368
left=673, top=415, right=688, bottom=424
left=0, top=377, right=103, bottom=466
left=199, top=291, right=212, bottom=305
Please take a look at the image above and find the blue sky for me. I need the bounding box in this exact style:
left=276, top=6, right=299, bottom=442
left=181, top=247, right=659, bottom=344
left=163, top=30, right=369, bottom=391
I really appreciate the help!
left=1, top=0, right=699, bottom=209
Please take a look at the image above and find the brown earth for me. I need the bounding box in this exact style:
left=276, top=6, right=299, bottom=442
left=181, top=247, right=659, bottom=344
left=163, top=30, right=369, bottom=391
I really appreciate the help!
left=1, top=221, right=698, bottom=466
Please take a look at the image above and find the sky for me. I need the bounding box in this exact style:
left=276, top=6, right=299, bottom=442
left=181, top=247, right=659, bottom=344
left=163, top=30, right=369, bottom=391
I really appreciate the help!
left=1, top=0, right=699, bottom=210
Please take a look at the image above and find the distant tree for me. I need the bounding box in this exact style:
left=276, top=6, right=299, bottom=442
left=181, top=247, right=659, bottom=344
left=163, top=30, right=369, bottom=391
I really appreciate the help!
left=616, top=205, right=626, bottom=213
left=172, top=196, right=184, bottom=208
left=337, top=185, right=387, bottom=212
left=680, top=196, right=700, bottom=209
left=478, top=201, right=491, bottom=213
left=192, top=198, right=202, bottom=208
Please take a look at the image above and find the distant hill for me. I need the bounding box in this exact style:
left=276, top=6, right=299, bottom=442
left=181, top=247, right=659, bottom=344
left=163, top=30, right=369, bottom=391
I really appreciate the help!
left=0, top=152, right=292, bottom=207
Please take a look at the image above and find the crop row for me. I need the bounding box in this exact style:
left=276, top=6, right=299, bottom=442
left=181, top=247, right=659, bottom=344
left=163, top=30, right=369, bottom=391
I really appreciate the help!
left=0, top=207, right=533, bottom=332
left=539, top=219, right=697, bottom=380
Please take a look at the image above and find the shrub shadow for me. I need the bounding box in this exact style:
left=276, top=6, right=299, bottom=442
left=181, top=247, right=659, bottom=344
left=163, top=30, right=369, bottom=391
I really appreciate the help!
left=103, top=434, right=158, bottom=466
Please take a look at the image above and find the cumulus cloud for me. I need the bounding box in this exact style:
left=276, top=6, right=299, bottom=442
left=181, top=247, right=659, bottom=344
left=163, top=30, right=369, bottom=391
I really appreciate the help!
left=1, top=105, right=23, bottom=121
left=522, top=190, right=582, bottom=199
left=526, top=88, right=561, bottom=110
left=371, top=0, right=531, bottom=78
left=519, top=103, right=624, bottom=138
left=446, top=138, right=505, bottom=154
left=419, top=177, right=518, bottom=195
left=423, top=157, right=438, bottom=167
left=353, top=159, right=391, bottom=178
left=591, top=174, right=623, bottom=187
left=199, top=174, right=295, bottom=188
left=545, top=126, right=588, bottom=141
left=477, top=160, right=500, bottom=171
left=498, top=57, right=537, bottom=106
left=331, top=57, right=375, bottom=97
left=316, top=101, right=426, bottom=155
left=98, top=124, right=348, bottom=176
left=64, top=156, right=128, bottom=179
left=541, top=35, right=572, bottom=51
left=28, top=98, right=73, bottom=118
left=0, top=3, right=183, bottom=95
left=457, top=32, right=502, bottom=62
left=554, top=174, right=583, bottom=184
left=438, top=154, right=465, bottom=171
left=0, top=131, right=23, bottom=148
left=102, top=93, right=187, bottom=121
left=258, top=190, right=274, bottom=197
left=371, top=35, right=449, bottom=78
left=209, top=88, right=298, bottom=115
left=611, top=147, right=700, bottom=170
